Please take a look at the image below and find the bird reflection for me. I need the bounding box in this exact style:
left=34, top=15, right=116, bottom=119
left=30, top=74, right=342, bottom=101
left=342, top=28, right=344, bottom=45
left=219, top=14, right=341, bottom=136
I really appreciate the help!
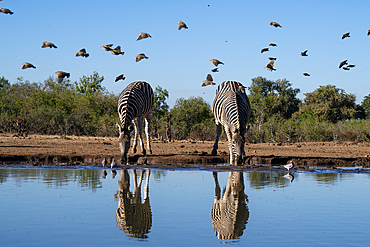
left=116, top=169, right=152, bottom=239
left=283, top=172, right=295, bottom=183
left=211, top=172, right=249, bottom=240
left=102, top=170, right=107, bottom=179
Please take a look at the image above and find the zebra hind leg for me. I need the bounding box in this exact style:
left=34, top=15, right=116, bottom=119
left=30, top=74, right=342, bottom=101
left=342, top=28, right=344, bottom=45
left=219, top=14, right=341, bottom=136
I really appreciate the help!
left=211, top=124, right=222, bottom=156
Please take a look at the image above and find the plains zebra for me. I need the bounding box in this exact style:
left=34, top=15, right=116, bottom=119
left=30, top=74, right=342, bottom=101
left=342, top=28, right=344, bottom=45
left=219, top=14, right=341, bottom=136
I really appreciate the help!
left=211, top=81, right=251, bottom=165
left=116, top=81, right=154, bottom=163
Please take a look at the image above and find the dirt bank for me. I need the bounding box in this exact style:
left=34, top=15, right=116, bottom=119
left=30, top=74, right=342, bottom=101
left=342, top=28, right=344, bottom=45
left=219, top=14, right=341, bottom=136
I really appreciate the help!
left=0, top=133, right=369, bottom=169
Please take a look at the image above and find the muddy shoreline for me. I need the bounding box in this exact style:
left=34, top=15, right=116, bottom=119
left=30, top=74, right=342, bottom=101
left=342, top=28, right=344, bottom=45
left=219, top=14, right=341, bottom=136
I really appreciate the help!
left=1, top=133, right=369, bottom=171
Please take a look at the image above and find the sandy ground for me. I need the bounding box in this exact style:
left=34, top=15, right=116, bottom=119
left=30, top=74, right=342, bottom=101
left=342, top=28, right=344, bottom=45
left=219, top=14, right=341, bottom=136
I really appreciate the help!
left=0, top=133, right=369, bottom=168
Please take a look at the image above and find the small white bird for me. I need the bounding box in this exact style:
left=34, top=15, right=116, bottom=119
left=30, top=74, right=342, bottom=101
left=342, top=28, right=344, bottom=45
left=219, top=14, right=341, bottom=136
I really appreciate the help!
left=111, top=158, right=117, bottom=168
left=283, top=160, right=295, bottom=171
left=102, top=157, right=107, bottom=168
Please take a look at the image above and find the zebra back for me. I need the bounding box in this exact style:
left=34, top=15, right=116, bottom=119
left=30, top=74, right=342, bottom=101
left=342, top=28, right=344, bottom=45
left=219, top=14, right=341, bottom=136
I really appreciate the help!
left=117, top=81, right=154, bottom=129
left=212, top=81, right=251, bottom=130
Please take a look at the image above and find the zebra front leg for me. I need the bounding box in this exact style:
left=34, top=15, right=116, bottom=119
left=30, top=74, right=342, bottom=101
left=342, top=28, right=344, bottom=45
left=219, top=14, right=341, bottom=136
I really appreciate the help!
left=136, top=116, right=146, bottom=156
left=211, top=123, right=222, bottom=156
left=224, top=126, right=234, bottom=165
left=131, top=120, right=138, bottom=153
left=144, top=117, right=152, bottom=154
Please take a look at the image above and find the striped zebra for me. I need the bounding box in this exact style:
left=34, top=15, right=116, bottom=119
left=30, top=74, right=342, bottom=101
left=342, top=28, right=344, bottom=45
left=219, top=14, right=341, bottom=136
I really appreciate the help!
left=116, top=81, right=154, bottom=163
left=211, top=81, right=251, bottom=165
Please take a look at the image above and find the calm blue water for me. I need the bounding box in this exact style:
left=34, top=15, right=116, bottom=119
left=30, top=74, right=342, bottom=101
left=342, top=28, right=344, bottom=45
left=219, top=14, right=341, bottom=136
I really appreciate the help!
left=0, top=167, right=369, bottom=246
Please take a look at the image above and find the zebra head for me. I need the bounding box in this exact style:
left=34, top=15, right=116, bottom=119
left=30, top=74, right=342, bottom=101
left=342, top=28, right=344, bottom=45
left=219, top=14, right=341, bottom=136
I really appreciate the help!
left=231, top=128, right=245, bottom=165
left=116, top=123, right=133, bottom=163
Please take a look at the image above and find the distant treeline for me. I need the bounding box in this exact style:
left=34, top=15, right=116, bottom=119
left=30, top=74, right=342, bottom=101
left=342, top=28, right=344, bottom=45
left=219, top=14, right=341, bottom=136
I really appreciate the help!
left=1, top=73, right=370, bottom=142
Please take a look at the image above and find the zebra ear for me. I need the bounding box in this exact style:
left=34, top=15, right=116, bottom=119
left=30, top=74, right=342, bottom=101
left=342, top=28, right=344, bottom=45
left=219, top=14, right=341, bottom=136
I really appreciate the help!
left=116, top=123, right=122, bottom=134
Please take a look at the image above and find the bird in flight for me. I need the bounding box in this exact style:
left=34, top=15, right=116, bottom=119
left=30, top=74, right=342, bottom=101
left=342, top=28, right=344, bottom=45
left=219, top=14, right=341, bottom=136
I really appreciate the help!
left=22, top=62, right=36, bottom=69
left=303, top=73, right=310, bottom=76
left=202, top=74, right=215, bottom=87
left=115, top=74, right=125, bottom=82
left=135, top=53, right=149, bottom=62
left=55, top=71, right=70, bottom=83
left=264, top=60, right=276, bottom=71
left=210, top=59, right=224, bottom=66
left=269, top=43, right=277, bottom=47
left=178, top=21, right=188, bottom=30
left=269, top=21, right=282, bottom=28
left=109, top=46, right=124, bottom=55
left=101, top=44, right=113, bottom=51
left=76, top=48, right=89, bottom=58
left=0, top=8, right=14, bottom=15
left=339, top=60, right=348, bottom=68
left=42, top=41, right=57, bottom=49
left=137, top=32, right=152, bottom=41
left=301, top=50, right=308, bottom=56
left=261, top=47, right=269, bottom=53
left=342, top=32, right=350, bottom=39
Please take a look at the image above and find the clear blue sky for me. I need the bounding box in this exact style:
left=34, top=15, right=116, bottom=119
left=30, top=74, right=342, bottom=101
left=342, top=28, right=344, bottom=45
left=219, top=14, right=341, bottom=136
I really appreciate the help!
left=1, top=0, right=369, bottom=107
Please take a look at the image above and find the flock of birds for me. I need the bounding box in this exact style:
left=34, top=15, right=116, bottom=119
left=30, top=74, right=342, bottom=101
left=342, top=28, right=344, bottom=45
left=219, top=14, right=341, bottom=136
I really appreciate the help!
left=1, top=5, right=194, bottom=85
left=261, top=21, right=362, bottom=76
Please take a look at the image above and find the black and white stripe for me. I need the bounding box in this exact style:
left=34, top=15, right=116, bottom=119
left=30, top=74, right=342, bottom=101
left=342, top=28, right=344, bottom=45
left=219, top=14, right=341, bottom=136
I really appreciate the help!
left=117, top=81, right=154, bottom=163
left=211, top=81, right=251, bottom=165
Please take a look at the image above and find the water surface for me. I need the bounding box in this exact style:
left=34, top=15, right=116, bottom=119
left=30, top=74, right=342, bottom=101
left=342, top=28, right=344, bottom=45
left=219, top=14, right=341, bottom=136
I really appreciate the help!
left=0, top=167, right=369, bottom=246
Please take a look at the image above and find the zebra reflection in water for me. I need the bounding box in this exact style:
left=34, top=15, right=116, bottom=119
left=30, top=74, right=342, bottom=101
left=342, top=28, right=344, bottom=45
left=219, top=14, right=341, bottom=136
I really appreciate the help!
left=211, top=171, right=249, bottom=240
left=116, top=169, right=152, bottom=238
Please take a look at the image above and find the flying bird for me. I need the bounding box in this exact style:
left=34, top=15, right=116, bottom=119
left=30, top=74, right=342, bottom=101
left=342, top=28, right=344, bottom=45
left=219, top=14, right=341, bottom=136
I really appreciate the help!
left=22, top=62, right=36, bottom=69
left=42, top=41, right=57, bottom=49
left=342, top=67, right=350, bottom=71
left=269, top=43, right=277, bottom=47
left=0, top=8, right=14, bottom=15
left=55, top=71, right=70, bottom=83
left=342, top=32, right=350, bottom=39
left=202, top=74, right=215, bottom=87
left=303, top=73, right=310, bottom=76
left=269, top=21, right=282, bottom=28
left=264, top=60, right=276, bottom=71
left=339, top=60, right=348, bottom=68
left=109, top=46, right=124, bottom=55
left=111, top=158, right=117, bottom=168
left=102, top=158, right=107, bottom=168
left=268, top=57, right=277, bottom=60
left=301, top=50, right=308, bottom=56
left=261, top=47, right=269, bottom=53
left=368, top=30, right=370, bottom=36
left=76, top=48, right=89, bottom=58
left=211, top=68, right=219, bottom=72
left=347, top=64, right=355, bottom=68
left=101, top=44, right=113, bottom=51
left=137, top=32, right=152, bottom=41
left=178, top=20, right=188, bottom=30
left=135, top=53, right=149, bottom=62
left=210, top=59, right=224, bottom=66
left=283, top=160, right=295, bottom=171
left=115, top=74, right=125, bottom=82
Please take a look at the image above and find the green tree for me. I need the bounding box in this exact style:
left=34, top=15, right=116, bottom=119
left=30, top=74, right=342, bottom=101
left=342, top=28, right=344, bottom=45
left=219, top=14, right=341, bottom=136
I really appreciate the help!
left=300, top=85, right=364, bottom=123
left=75, top=71, right=104, bottom=94
left=170, top=96, right=214, bottom=140
left=248, top=77, right=300, bottom=130
left=151, top=86, right=169, bottom=139
left=362, top=95, right=370, bottom=119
